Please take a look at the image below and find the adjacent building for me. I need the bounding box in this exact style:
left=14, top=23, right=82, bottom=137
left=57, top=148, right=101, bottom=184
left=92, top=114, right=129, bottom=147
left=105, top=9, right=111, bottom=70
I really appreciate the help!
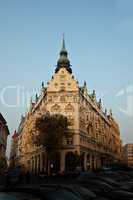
left=123, top=144, right=133, bottom=167
left=0, top=113, right=9, bottom=172
left=14, top=38, right=122, bottom=173
left=10, top=130, right=18, bottom=168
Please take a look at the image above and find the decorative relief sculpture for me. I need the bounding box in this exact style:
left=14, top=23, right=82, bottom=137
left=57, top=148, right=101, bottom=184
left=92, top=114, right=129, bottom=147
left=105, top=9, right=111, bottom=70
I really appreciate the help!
left=60, top=95, right=66, bottom=102
left=67, top=115, right=74, bottom=126
left=48, top=96, right=52, bottom=102
left=53, top=95, right=58, bottom=101
left=86, top=122, right=93, bottom=135
left=41, top=106, right=47, bottom=113
left=73, top=95, right=78, bottom=103
left=67, top=94, right=73, bottom=102
left=51, top=104, right=61, bottom=113
left=60, top=86, right=66, bottom=92
left=80, top=118, right=86, bottom=131
left=65, top=103, right=74, bottom=112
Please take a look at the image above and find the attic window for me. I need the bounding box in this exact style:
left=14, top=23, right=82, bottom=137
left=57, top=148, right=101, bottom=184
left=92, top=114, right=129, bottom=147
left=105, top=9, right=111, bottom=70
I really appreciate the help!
left=60, top=75, right=65, bottom=79
left=60, top=86, right=65, bottom=92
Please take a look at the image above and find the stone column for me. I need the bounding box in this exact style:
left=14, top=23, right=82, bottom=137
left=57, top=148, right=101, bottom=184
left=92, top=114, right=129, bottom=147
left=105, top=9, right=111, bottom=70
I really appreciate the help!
left=32, top=157, right=34, bottom=173
left=60, top=151, right=65, bottom=172
left=91, top=154, right=95, bottom=171
left=43, top=153, right=46, bottom=172
left=94, top=153, right=97, bottom=170
left=29, top=159, right=32, bottom=172
left=97, top=154, right=101, bottom=169
left=38, top=154, right=40, bottom=174
left=35, top=156, right=37, bottom=174
left=84, top=153, right=87, bottom=171
left=32, top=158, right=34, bottom=173
left=40, top=153, right=43, bottom=173
left=89, top=153, right=92, bottom=170
left=37, top=154, right=40, bottom=174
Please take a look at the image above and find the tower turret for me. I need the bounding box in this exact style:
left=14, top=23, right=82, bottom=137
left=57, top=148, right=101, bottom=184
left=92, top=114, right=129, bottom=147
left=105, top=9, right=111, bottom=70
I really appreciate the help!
left=55, top=35, right=72, bottom=74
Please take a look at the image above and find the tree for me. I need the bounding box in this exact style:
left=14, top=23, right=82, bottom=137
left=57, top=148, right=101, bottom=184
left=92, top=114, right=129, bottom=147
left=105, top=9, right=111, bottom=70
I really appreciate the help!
left=33, top=113, right=69, bottom=173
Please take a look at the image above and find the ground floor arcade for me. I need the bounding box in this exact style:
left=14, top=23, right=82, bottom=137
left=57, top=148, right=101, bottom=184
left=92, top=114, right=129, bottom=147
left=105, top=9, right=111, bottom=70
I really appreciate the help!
left=26, top=148, right=116, bottom=174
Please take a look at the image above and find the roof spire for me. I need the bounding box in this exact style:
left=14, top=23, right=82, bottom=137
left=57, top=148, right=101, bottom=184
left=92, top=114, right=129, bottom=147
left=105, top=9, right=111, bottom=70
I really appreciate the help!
left=60, top=33, right=67, bottom=56
left=62, top=33, right=66, bottom=50
left=55, top=35, right=72, bottom=74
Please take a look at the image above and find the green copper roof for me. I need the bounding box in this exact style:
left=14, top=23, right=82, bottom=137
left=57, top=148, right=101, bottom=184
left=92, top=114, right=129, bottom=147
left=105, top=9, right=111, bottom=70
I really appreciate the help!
left=55, top=36, right=72, bottom=74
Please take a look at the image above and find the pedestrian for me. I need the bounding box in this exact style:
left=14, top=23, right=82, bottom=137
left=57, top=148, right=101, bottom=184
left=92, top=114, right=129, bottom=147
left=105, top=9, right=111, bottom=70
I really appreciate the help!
left=50, top=163, right=54, bottom=175
left=25, top=170, right=31, bottom=184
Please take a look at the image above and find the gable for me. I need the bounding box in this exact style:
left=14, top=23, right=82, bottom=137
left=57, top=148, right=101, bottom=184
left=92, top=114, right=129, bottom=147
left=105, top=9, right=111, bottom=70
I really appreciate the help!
left=47, top=67, right=79, bottom=92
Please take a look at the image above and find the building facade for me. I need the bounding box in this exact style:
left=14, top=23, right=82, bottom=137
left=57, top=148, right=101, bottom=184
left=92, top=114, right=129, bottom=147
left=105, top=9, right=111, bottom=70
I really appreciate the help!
left=123, top=144, right=133, bottom=167
left=0, top=113, right=9, bottom=172
left=15, top=38, right=122, bottom=173
left=10, top=130, right=18, bottom=167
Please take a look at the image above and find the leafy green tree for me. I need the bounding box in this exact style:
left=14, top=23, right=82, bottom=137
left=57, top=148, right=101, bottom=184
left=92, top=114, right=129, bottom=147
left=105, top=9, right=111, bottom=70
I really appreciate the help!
left=34, top=113, right=69, bottom=173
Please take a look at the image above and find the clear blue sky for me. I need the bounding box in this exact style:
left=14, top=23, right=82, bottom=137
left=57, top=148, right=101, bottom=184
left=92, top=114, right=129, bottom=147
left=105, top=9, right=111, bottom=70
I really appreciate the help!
left=0, top=0, right=133, bottom=150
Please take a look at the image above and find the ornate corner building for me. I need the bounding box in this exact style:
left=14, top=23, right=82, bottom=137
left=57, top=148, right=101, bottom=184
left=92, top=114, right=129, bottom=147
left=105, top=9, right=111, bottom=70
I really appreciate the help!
left=14, top=38, right=122, bottom=173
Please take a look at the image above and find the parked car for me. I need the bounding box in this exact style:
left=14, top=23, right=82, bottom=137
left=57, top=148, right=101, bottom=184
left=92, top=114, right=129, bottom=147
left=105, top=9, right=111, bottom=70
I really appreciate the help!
left=96, top=176, right=120, bottom=187
left=77, top=178, right=114, bottom=196
left=119, top=182, right=133, bottom=192
left=0, top=192, right=41, bottom=200
left=62, top=184, right=97, bottom=200
left=109, top=190, right=133, bottom=200
left=1, top=185, right=82, bottom=200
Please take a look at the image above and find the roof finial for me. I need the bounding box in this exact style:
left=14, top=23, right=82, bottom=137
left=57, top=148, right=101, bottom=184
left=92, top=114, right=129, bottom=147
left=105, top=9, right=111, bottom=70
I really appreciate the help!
left=110, top=109, right=113, bottom=117
left=84, top=81, right=87, bottom=87
left=62, top=33, right=66, bottom=50
left=105, top=108, right=107, bottom=116
left=42, top=81, right=44, bottom=89
left=35, top=93, right=38, bottom=102
left=98, top=98, right=102, bottom=109
left=92, top=90, right=96, bottom=100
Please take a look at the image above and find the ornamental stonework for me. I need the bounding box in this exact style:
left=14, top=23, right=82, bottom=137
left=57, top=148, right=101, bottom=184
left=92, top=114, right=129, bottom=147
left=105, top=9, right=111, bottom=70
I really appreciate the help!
left=60, top=95, right=66, bottom=102
left=65, top=103, right=74, bottom=113
left=51, top=104, right=61, bottom=113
